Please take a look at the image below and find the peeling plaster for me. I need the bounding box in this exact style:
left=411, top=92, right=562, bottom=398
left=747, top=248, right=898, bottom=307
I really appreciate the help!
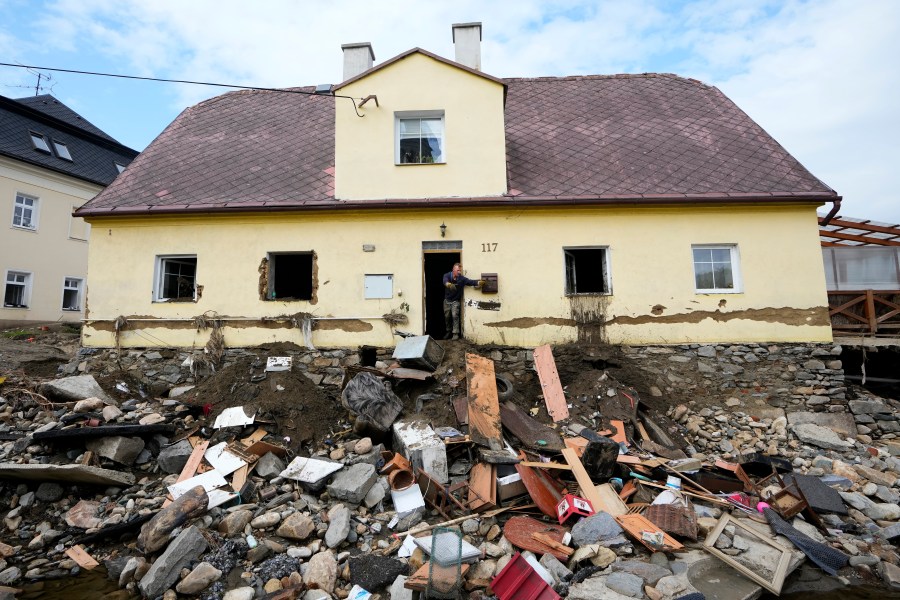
left=604, top=306, right=830, bottom=327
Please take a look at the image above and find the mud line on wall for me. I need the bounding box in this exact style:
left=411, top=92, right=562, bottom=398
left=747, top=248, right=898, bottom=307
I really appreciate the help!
left=604, top=306, right=830, bottom=327
left=569, top=295, right=609, bottom=344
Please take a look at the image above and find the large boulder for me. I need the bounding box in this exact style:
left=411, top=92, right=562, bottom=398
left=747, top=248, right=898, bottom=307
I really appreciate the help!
left=138, top=485, right=209, bottom=553
left=41, top=375, right=111, bottom=403
left=86, top=436, right=145, bottom=465
left=138, top=526, right=208, bottom=598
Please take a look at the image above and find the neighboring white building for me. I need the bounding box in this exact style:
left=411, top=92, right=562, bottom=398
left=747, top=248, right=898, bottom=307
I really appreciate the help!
left=0, top=94, right=137, bottom=327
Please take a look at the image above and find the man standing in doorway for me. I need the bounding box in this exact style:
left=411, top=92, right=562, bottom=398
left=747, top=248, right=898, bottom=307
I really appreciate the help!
left=443, top=263, right=482, bottom=340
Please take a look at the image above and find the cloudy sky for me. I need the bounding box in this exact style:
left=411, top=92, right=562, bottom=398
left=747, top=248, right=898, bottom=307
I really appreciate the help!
left=1, top=0, right=897, bottom=222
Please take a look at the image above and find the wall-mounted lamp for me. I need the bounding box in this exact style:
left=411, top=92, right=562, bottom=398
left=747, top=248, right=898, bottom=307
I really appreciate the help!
left=440, top=222, right=447, bottom=237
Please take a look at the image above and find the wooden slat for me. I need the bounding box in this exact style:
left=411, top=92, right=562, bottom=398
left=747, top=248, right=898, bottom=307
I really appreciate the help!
left=240, top=428, right=268, bottom=446
left=615, top=513, right=684, bottom=551
left=405, top=562, right=469, bottom=592
left=593, top=483, right=628, bottom=516
left=65, top=545, right=100, bottom=570
left=231, top=465, right=249, bottom=492
left=519, top=461, right=571, bottom=470
left=499, top=401, right=565, bottom=450
left=532, top=532, right=573, bottom=556
left=468, top=462, right=496, bottom=512
left=533, top=345, right=569, bottom=422
left=610, top=419, right=628, bottom=445
left=867, top=290, right=877, bottom=333
left=163, top=439, right=209, bottom=508
left=564, top=437, right=587, bottom=457
left=561, top=447, right=602, bottom=515
left=466, top=353, right=502, bottom=451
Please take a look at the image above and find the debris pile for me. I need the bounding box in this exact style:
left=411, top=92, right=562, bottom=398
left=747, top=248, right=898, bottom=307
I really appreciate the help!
left=0, top=327, right=899, bottom=599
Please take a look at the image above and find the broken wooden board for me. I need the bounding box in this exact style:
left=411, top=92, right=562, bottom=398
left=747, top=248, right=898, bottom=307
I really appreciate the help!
left=0, top=463, right=134, bottom=486
left=564, top=437, right=587, bottom=457
left=533, top=344, right=569, bottom=422
left=609, top=419, right=628, bottom=445
left=560, top=447, right=603, bottom=515
left=240, top=428, right=268, bottom=447
left=231, top=465, right=249, bottom=492
left=387, top=367, right=433, bottom=381
left=593, top=483, right=628, bottom=516
left=499, top=401, right=565, bottom=451
left=465, top=353, right=502, bottom=451
left=32, top=423, right=174, bottom=442
left=503, top=516, right=570, bottom=561
left=405, top=562, right=470, bottom=593
left=452, top=396, right=469, bottom=425
left=616, top=513, right=684, bottom=552
left=65, top=545, right=100, bottom=570
left=468, top=462, right=497, bottom=512
left=163, top=439, right=209, bottom=508
left=515, top=458, right=565, bottom=518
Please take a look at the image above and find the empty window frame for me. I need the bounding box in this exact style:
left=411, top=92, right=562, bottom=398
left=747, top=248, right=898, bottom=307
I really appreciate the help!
left=564, top=247, right=611, bottom=294
left=396, top=111, right=444, bottom=164
left=692, top=245, right=742, bottom=293
left=4, top=271, right=31, bottom=308
left=364, top=274, right=393, bottom=299
left=154, top=255, right=197, bottom=301
left=267, top=252, right=314, bottom=301
left=30, top=132, right=50, bottom=153
left=53, top=140, right=72, bottom=161
left=12, top=193, right=39, bottom=230
left=62, top=277, right=83, bottom=311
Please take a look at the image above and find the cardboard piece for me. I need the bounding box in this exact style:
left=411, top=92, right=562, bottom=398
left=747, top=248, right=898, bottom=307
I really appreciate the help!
left=279, top=456, right=343, bottom=484
left=213, top=406, right=256, bottom=428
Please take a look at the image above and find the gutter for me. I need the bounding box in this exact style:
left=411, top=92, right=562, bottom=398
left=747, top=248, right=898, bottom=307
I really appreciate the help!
left=819, top=198, right=842, bottom=226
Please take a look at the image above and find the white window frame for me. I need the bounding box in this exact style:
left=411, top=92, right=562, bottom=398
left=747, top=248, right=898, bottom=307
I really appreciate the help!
left=53, top=140, right=73, bottom=161
left=563, top=246, right=612, bottom=295
left=153, top=255, right=198, bottom=302
left=12, top=193, right=39, bottom=231
left=395, top=110, right=445, bottom=165
left=30, top=132, right=50, bottom=153
left=364, top=274, right=393, bottom=299
left=61, top=276, right=83, bottom=311
left=3, top=270, right=32, bottom=309
left=692, top=244, right=743, bottom=293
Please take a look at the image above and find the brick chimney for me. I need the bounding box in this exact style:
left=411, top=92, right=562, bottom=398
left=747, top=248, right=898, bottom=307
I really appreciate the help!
left=451, top=22, right=482, bottom=70
left=341, top=42, right=375, bottom=80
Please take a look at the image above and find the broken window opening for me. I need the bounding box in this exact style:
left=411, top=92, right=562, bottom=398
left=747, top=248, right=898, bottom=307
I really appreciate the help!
left=155, top=255, right=197, bottom=302
left=4, top=271, right=31, bottom=308
left=62, top=277, right=83, bottom=311
left=564, top=247, right=611, bottom=295
left=267, top=252, right=314, bottom=301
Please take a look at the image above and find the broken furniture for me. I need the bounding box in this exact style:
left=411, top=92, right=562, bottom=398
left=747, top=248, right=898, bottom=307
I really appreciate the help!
left=702, top=513, right=792, bottom=595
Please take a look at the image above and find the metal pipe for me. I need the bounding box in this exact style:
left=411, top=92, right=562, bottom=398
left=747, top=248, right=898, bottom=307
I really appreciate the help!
left=819, top=198, right=842, bottom=226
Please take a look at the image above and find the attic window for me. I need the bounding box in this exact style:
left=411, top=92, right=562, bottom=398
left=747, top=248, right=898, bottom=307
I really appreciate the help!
left=30, top=132, right=50, bottom=153
left=53, top=140, right=72, bottom=161
left=396, top=112, right=444, bottom=164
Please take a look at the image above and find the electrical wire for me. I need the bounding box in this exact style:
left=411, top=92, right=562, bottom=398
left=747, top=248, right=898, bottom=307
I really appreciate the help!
left=0, top=61, right=366, bottom=116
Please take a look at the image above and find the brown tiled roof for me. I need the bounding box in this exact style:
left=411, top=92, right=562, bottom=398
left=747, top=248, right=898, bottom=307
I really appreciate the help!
left=77, top=73, right=837, bottom=217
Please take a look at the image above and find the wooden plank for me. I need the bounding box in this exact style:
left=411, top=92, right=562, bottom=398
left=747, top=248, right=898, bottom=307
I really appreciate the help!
left=519, top=461, right=571, bottom=470
left=616, top=513, right=684, bottom=552
left=515, top=458, right=564, bottom=518
left=468, top=462, right=496, bottom=512
left=163, top=439, right=209, bottom=508
left=533, top=345, right=569, bottom=422
left=561, top=447, right=602, bottom=515
left=65, top=545, right=99, bottom=570
left=465, top=353, right=502, bottom=451
left=593, top=483, right=628, bottom=516
left=405, top=562, right=469, bottom=592
left=231, top=465, right=249, bottom=492
left=240, top=428, right=268, bottom=447
left=452, top=396, right=468, bottom=425
left=503, top=516, right=570, bottom=561
left=564, top=437, right=587, bottom=457
left=609, top=419, right=628, bottom=445
left=532, top=532, right=573, bottom=556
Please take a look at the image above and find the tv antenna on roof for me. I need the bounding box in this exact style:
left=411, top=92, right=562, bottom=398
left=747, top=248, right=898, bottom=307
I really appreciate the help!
left=28, top=67, right=55, bottom=96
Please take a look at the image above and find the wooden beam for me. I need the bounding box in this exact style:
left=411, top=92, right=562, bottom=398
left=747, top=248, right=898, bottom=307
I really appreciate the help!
left=65, top=545, right=100, bottom=570
left=819, top=229, right=900, bottom=246
left=163, top=439, right=209, bottom=508
left=466, top=353, right=502, bottom=451
left=821, top=217, right=900, bottom=237
left=533, top=345, right=569, bottom=422
left=561, top=447, right=602, bottom=515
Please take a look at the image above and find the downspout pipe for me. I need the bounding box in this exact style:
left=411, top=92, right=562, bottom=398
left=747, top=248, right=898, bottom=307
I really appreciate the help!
left=820, top=198, right=842, bottom=226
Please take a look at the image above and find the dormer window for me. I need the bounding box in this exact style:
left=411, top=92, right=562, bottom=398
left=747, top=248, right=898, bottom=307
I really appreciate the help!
left=396, top=111, right=444, bottom=164
left=30, top=132, right=51, bottom=153
left=53, top=140, right=72, bottom=161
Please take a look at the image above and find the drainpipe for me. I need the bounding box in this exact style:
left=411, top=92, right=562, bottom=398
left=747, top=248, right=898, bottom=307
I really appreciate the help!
left=819, top=198, right=842, bottom=226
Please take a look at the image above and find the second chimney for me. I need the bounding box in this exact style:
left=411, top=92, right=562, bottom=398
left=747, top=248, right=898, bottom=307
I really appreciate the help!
left=452, top=22, right=482, bottom=70
left=341, top=42, right=375, bottom=80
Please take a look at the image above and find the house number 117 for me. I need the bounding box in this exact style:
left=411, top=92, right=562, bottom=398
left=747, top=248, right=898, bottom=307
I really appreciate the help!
left=481, top=243, right=498, bottom=252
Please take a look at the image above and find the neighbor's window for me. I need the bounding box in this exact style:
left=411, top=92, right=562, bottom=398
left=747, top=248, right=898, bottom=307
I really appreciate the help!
left=396, top=112, right=444, bottom=164
left=155, top=255, right=197, bottom=301
left=364, top=274, right=393, bottom=299
left=4, top=271, right=31, bottom=308
left=564, top=247, right=611, bottom=294
left=30, top=132, right=50, bottom=153
left=62, top=277, right=83, bottom=311
left=692, top=245, right=741, bottom=293
left=53, top=140, right=72, bottom=161
left=12, top=193, right=39, bottom=230
left=267, top=252, right=314, bottom=301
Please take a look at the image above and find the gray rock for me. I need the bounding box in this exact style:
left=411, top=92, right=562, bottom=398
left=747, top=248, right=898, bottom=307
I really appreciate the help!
left=567, top=574, right=635, bottom=600
left=389, top=575, right=414, bottom=600
left=327, top=463, right=377, bottom=504
left=697, top=346, right=717, bottom=358
left=157, top=440, right=194, bottom=474
left=303, top=551, right=338, bottom=593
left=606, top=571, right=645, bottom=598
left=571, top=512, right=624, bottom=547
left=250, top=511, right=282, bottom=529
left=864, top=503, right=900, bottom=521
left=881, top=561, right=900, bottom=590
left=223, top=588, right=255, bottom=600
left=851, top=400, right=890, bottom=415
left=102, top=405, right=123, bottom=421
left=792, top=423, right=852, bottom=450
left=168, top=385, right=195, bottom=398
left=611, top=559, right=671, bottom=585
left=73, top=397, right=105, bottom=412
left=539, top=553, right=572, bottom=583
left=850, top=555, right=880, bottom=567
left=41, top=375, right=110, bottom=403
left=35, top=483, right=64, bottom=502
left=218, top=509, right=252, bottom=537
left=275, top=513, right=315, bottom=540
left=0, top=566, right=21, bottom=585
left=176, top=561, right=222, bottom=594
left=138, top=526, right=208, bottom=598
left=325, top=504, right=351, bottom=548
left=787, top=412, right=858, bottom=437
left=86, top=436, right=145, bottom=465
left=255, top=452, right=287, bottom=479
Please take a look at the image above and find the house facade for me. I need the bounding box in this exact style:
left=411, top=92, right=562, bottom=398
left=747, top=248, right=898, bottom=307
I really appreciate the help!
left=0, top=94, right=138, bottom=327
left=75, top=24, right=838, bottom=349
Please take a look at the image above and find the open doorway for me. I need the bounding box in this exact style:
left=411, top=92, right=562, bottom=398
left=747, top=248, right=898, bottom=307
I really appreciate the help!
left=423, top=245, right=461, bottom=339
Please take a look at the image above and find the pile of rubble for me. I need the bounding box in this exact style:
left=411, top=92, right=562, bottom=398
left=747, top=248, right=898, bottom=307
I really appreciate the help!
left=1, top=329, right=900, bottom=600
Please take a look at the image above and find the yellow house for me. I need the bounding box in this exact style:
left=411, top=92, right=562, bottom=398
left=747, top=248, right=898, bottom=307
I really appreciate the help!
left=1, top=94, right=137, bottom=327
left=75, top=23, right=839, bottom=350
